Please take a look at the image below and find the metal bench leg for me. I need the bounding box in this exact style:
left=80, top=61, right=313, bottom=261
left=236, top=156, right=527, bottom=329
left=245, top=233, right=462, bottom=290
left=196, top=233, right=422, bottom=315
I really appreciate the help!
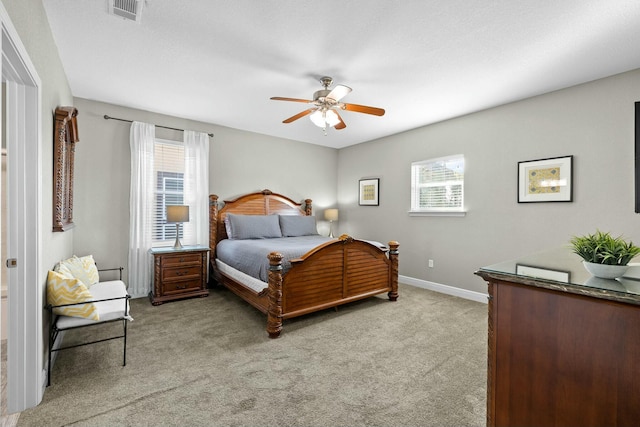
left=123, top=318, right=127, bottom=366
left=47, top=306, right=53, bottom=387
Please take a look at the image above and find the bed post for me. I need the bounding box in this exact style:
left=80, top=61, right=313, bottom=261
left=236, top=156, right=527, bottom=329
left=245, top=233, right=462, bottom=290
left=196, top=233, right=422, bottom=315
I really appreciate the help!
left=304, top=199, right=312, bottom=216
left=267, top=252, right=284, bottom=338
left=209, top=195, right=219, bottom=286
left=209, top=195, right=218, bottom=250
left=388, top=241, right=399, bottom=301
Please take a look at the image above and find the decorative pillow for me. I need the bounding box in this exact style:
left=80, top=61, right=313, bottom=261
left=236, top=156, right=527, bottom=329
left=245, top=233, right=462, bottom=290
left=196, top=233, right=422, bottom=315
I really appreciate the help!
left=227, top=213, right=282, bottom=239
left=223, top=215, right=234, bottom=239
left=279, top=215, right=319, bottom=237
left=47, top=270, right=99, bottom=320
left=55, top=255, right=99, bottom=287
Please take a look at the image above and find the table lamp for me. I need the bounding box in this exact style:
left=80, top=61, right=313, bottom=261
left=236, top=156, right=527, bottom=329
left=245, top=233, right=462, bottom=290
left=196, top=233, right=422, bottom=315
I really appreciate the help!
left=166, top=205, right=189, bottom=249
left=324, top=208, right=339, bottom=238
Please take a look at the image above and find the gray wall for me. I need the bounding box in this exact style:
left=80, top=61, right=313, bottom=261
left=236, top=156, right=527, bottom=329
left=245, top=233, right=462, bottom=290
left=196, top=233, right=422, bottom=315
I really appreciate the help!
left=6, top=0, right=640, bottom=303
left=71, top=97, right=339, bottom=286
left=337, top=69, right=640, bottom=294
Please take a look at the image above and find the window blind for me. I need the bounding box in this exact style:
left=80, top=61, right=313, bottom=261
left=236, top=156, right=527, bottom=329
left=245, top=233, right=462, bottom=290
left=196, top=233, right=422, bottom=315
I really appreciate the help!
left=152, top=139, right=191, bottom=246
left=411, top=155, right=464, bottom=212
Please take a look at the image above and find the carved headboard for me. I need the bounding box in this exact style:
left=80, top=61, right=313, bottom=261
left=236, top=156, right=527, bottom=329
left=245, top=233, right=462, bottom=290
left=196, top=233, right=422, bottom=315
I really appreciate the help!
left=209, top=189, right=312, bottom=254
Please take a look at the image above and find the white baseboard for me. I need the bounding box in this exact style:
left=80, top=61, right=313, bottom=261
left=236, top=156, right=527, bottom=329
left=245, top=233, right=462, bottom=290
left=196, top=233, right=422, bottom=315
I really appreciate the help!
left=399, top=275, right=488, bottom=304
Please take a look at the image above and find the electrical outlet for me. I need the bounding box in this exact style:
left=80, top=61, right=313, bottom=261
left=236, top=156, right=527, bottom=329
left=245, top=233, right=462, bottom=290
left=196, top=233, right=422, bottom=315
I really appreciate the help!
left=428, top=259, right=434, bottom=268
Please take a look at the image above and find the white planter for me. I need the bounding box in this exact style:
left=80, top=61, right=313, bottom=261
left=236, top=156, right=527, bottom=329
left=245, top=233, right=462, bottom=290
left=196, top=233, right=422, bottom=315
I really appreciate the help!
left=582, top=261, right=629, bottom=280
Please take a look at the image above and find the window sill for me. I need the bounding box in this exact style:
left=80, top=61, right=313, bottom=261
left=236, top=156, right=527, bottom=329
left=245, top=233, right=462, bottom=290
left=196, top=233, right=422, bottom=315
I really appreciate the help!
left=408, top=211, right=466, bottom=217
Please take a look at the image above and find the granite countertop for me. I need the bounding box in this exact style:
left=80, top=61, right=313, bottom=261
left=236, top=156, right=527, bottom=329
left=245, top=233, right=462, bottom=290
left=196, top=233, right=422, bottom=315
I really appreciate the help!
left=475, top=246, right=640, bottom=306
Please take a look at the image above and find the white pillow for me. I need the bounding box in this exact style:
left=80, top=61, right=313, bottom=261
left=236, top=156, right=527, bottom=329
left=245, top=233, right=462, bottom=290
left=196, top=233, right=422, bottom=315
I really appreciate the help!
left=55, top=255, right=100, bottom=287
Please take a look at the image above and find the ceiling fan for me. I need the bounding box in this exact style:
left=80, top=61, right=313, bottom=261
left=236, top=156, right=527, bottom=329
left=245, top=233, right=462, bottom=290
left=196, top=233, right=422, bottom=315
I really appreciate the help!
left=270, top=76, right=385, bottom=131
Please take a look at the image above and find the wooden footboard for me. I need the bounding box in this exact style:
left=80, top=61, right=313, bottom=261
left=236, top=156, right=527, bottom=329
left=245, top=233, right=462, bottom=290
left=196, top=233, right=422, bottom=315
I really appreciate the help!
left=209, top=191, right=399, bottom=338
left=267, top=235, right=399, bottom=338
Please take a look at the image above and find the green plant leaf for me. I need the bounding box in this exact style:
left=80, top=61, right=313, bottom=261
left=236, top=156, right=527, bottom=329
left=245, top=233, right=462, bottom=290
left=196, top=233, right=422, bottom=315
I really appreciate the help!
left=569, top=230, right=640, bottom=265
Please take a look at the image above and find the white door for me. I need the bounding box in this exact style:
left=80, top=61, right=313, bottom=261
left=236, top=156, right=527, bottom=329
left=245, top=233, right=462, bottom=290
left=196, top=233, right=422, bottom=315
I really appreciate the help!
left=2, top=3, right=43, bottom=413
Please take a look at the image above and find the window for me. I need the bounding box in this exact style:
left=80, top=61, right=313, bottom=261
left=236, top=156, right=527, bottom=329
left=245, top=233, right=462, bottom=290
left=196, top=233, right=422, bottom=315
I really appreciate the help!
left=411, top=154, right=465, bottom=215
left=152, top=139, right=185, bottom=245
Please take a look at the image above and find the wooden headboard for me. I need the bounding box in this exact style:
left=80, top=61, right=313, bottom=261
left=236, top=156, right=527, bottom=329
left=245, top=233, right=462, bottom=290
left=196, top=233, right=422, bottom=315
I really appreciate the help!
left=209, top=189, right=312, bottom=253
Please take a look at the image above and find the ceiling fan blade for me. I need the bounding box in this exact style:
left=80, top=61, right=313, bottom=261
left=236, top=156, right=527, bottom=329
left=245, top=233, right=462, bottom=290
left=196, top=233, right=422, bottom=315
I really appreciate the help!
left=342, top=103, right=385, bottom=116
left=326, top=85, right=352, bottom=102
left=334, top=111, right=347, bottom=130
left=283, top=108, right=315, bottom=123
left=271, top=97, right=313, bottom=103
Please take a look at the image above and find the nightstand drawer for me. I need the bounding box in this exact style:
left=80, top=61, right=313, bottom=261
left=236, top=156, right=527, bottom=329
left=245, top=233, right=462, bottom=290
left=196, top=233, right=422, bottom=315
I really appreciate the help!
left=162, top=265, right=201, bottom=281
left=163, top=279, right=202, bottom=294
left=161, top=252, right=202, bottom=267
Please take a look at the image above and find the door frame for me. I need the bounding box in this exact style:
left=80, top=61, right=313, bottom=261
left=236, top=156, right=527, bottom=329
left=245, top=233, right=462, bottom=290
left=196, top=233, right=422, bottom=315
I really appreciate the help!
left=1, top=2, right=43, bottom=412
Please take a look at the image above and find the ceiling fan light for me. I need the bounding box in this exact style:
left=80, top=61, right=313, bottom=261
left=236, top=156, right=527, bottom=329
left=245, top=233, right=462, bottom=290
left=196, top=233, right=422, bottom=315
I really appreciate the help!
left=325, top=109, right=340, bottom=127
left=309, top=110, right=326, bottom=127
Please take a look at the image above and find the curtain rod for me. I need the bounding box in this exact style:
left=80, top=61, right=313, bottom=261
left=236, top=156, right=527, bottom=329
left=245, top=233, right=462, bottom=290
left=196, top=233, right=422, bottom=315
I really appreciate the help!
left=103, top=115, right=214, bottom=138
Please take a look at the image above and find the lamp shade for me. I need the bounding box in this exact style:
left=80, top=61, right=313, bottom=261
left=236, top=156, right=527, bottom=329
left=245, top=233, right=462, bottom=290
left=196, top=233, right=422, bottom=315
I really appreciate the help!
left=310, top=110, right=325, bottom=127
left=324, top=208, right=339, bottom=222
left=166, top=205, right=189, bottom=223
left=324, top=110, right=340, bottom=127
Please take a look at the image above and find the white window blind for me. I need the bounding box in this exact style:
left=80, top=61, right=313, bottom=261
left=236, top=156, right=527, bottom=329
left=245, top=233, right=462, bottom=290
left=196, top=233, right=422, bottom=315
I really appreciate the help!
left=152, top=139, right=191, bottom=246
left=411, top=154, right=465, bottom=213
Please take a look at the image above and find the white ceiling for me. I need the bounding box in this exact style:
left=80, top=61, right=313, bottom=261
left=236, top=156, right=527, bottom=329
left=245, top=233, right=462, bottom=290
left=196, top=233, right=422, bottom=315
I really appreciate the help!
left=43, top=0, right=640, bottom=149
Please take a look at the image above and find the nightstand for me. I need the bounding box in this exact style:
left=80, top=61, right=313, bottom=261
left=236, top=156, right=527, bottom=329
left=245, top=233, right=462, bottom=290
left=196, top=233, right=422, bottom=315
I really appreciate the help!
left=149, top=245, right=210, bottom=305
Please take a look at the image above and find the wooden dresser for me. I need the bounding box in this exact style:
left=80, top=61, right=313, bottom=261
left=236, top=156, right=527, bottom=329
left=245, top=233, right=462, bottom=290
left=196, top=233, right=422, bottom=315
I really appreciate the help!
left=476, top=247, right=640, bottom=427
left=149, top=246, right=210, bottom=305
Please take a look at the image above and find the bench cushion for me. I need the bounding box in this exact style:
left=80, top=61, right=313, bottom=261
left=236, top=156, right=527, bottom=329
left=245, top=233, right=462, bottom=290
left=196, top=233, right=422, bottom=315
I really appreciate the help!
left=56, top=280, right=131, bottom=329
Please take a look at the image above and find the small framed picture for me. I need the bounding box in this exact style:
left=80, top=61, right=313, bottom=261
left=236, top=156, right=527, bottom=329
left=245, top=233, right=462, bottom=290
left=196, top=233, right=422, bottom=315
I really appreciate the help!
left=518, top=155, right=573, bottom=203
left=359, top=178, right=379, bottom=206
left=516, top=264, right=571, bottom=283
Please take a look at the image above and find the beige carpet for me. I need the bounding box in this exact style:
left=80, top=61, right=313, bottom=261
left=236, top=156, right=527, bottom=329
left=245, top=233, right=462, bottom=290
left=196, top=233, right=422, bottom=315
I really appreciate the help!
left=17, top=284, right=487, bottom=427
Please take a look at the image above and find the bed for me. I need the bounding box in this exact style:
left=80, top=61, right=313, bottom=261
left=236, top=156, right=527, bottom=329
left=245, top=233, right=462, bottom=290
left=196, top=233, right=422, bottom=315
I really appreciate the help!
left=209, top=189, right=399, bottom=338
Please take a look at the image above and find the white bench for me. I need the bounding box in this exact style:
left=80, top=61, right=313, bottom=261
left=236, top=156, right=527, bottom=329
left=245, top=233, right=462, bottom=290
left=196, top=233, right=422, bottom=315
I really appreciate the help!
left=46, top=267, right=131, bottom=386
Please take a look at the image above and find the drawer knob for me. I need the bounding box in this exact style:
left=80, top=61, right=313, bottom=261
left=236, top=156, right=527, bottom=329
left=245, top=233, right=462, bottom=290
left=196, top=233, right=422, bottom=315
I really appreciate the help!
left=180, top=257, right=185, bottom=262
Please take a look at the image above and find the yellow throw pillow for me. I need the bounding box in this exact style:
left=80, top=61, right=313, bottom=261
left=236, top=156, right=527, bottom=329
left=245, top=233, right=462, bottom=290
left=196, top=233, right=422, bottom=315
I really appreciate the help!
left=55, top=255, right=99, bottom=287
left=47, top=270, right=99, bottom=320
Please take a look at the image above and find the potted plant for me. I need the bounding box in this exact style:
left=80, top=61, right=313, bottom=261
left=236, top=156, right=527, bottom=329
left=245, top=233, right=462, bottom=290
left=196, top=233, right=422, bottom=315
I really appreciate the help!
left=570, top=230, right=640, bottom=279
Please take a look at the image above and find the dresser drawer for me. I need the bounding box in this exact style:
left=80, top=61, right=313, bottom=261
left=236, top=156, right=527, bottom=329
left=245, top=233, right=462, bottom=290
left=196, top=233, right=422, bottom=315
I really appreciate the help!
left=162, top=279, right=202, bottom=294
left=161, top=252, right=202, bottom=267
left=162, top=265, right=201, bottom=281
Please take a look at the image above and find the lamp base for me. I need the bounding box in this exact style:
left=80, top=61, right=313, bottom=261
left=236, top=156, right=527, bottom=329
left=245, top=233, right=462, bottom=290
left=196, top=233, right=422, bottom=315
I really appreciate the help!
left=328, top=221, right=334, bottom=238
left=173, top=223, right=183, bottom=249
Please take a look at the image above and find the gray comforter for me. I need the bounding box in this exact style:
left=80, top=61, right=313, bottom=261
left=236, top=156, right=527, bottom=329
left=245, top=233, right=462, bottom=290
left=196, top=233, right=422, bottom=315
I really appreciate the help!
left=216, top=236, right=334, bottom=282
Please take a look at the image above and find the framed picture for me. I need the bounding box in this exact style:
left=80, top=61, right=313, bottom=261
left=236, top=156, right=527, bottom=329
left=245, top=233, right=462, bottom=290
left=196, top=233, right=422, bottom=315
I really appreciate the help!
left=516, top=264, right=571, bottom=283
left=359, top=178, right=379, bottom=206
left=635, top=102, right=640, bottom=212
left=53, top=106, right=79, bottom=231
left=518, top=155, right=573, bottom=203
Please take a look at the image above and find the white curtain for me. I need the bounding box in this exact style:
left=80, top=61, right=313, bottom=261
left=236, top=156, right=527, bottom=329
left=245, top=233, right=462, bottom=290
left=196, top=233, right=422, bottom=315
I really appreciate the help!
left=183, top=130, right=209, bottom=247
left=128, top=121, right=156, bottom=298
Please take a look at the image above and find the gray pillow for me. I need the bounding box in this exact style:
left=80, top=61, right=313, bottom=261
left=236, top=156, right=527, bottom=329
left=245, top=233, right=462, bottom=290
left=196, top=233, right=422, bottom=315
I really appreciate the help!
left=279, top=215, right=318, bottom=237
left=227, top=213, right=282, bottom=239
left=223, top=215, right=234, bottom=239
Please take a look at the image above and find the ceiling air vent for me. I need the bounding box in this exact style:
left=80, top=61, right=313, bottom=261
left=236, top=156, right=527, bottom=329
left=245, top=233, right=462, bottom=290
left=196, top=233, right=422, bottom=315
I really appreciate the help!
left=108, top=0, right=144, bottom=22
